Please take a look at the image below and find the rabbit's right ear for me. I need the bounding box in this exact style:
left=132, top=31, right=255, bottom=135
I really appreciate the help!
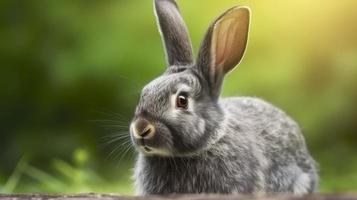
left=154, top=0, right=194, bottom=66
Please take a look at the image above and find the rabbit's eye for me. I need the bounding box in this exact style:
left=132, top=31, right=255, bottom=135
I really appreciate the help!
left=176, top=94, right=188, bottom=109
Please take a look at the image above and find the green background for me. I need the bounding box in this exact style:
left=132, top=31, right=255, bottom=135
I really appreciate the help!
left=1, top=0, right=356, bottom=194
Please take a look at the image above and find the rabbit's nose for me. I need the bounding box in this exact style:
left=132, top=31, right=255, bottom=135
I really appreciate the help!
left=132, top=118, right=155, bottom=139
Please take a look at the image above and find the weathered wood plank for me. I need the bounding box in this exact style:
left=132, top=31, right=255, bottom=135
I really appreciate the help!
left=0, top=194, right=356, bottom=200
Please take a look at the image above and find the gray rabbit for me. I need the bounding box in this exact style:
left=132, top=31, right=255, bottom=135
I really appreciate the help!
left=129, top=0, right=318, bottom=195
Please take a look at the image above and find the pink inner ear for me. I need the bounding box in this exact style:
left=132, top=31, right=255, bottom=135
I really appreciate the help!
left=215, top=18, right=233, bottom=69
left=211, top=8, right=250, bottom=75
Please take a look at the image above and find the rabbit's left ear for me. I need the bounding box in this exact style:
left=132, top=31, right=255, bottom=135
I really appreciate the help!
left=196, top=6, right=250, bottom=99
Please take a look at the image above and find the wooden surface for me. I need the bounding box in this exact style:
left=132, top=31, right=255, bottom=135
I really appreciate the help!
left=0, top=194, right=356, bottom=200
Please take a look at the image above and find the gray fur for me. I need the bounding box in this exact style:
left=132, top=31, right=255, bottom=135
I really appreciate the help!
left=129, top=0, right=318, bottom=196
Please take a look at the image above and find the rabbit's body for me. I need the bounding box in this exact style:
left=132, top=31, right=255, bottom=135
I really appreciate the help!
left=129, top=0, right=318, bottom=195
left=134, top=97, right=317, bottom=195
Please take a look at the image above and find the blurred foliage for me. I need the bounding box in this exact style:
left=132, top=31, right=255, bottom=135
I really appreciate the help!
left=0, top=150, right=133, bottom=194
left=0, top=0, right=357, bottom=194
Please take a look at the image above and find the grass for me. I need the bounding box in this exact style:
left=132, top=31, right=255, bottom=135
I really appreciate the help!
left=0, top=149, right=134, bottom=195
left=1, top=149, right=357, bottom=194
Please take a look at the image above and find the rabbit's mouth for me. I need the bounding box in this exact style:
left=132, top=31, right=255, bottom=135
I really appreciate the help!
left=143, top=146, right=152, bottom=152
left=137, top=139, right=173, bottom=156
left=136, top=139, right=152, bottom=153
left=137, top=138, right=153, bottom=153
left=130, top=118, right=174, bottom=156
left=138, top=145, right=172, bottom=156
left=142, top=139, right=173, bottom=156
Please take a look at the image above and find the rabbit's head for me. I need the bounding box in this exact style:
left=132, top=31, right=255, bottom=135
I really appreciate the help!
left=130, top=0, right=250, bottom=156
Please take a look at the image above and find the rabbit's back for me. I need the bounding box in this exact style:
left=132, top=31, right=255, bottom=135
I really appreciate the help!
left=219, top=97, right=318, bottom=194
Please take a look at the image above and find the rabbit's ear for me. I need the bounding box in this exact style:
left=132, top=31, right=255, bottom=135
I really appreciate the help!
left=154, top=0, right=194, bottom=66
left=196, top=6, right=250, bottom=98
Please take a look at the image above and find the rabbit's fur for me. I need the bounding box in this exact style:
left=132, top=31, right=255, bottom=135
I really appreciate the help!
left=130, top=0, right=318, bottom=195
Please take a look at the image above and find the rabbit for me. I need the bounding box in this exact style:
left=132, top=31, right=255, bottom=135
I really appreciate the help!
left=129, top=0, right=318, bottom=196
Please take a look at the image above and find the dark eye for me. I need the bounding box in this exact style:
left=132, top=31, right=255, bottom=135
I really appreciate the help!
left=176, top=93, right=188, bottom=109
